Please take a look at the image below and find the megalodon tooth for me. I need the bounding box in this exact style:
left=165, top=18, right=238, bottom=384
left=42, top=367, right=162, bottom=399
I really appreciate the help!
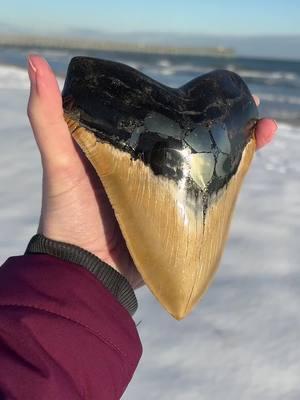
left=62, top=57, right=258, bottom=320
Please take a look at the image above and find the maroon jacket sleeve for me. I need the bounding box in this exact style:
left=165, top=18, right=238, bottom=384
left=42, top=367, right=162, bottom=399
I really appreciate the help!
left=0, top=254, right=142, bottom=399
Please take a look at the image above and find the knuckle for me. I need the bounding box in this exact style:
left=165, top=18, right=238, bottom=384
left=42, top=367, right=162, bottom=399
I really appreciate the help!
left=27, top=101, right=38, bottom=121
left=27, top=103, right=33, bottom=119
left=45, top=154, right=74, bottom=173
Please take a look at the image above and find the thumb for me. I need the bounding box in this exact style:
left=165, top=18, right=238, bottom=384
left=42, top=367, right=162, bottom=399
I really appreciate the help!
left=27, top=55, right=79, bottom=171
left=255, top=118, right=277, bottom=150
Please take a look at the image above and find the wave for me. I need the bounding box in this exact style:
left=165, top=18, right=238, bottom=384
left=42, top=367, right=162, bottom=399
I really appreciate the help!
left=0, top=64, right=29, bottom=89
left=278, top=121, right=300, bottom=134
left=256, top=93, right=300, bottom=105
left=137, top=58, right=300, bottom=83
left=134, top=59, right=300, bottom=88
left=258, top=121, right=300, bottom=176
left=149, top=59, right=211, bottom=77
left=0, top=64, right=64, bottom=90
left=225, top=64, right=299, bottom=83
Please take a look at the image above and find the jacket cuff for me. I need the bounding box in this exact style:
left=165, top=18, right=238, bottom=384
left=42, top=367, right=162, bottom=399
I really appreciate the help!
left=25, top=234, right=138, bottom=316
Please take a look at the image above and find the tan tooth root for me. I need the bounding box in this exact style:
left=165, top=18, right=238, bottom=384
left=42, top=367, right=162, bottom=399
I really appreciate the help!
left=65, top=115, right=256, bottom=320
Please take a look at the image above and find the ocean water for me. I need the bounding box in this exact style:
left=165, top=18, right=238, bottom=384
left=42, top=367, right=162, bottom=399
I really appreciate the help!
left=1, top=46, right=300, bottom=125
left=0, top=47, right=300, bottom=399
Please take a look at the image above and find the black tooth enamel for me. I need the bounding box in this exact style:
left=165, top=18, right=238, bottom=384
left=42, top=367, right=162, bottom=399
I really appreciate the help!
left=62, top=57, right=258, bottom=197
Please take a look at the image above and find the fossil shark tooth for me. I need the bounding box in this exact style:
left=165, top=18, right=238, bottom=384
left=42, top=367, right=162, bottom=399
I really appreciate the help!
left=62, top=57, right=258, bottom=320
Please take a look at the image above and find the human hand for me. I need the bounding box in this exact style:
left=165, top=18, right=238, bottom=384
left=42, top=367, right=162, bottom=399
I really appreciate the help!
left=27, top=55, right=277, bottom=290
left=27, top=55, right=144, bottom=289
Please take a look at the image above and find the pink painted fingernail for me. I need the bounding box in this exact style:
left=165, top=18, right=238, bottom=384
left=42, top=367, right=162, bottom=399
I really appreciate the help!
left=272, top=120, right=278, bottom=130
left=27, top=55, right=37, bottom=73
left=27, top=55, right=38, bottom=90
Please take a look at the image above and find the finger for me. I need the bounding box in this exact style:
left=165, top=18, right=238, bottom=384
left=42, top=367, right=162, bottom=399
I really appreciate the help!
left=255, top=118, right=277, bottom=150
left=27, top=55, right=79, bottom=169
left=253, top=95, right=260, bottom=106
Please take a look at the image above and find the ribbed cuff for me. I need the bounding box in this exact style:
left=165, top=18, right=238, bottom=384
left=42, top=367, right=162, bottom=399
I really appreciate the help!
left=25, top=234, right=138, bottom=316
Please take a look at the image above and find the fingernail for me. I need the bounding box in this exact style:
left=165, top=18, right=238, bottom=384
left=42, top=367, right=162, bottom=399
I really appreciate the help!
left=27, top=55, right=38, bottom=90
left=28, top=55, right=37, bottom=73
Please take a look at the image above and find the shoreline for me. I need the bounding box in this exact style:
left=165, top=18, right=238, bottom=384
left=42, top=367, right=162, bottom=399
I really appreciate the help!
left=0, top=36, right=234, bottom=58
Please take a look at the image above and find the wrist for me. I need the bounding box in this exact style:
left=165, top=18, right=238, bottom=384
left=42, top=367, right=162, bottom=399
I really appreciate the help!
left=25, top=233, right=138, bottom=315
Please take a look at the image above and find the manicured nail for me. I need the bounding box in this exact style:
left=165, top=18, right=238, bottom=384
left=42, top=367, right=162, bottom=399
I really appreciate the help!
left=28, top=55, right=37, bottom=73
left=27, top=55, right=38, bottom=91
left=272, top=119, right=278, bottom=130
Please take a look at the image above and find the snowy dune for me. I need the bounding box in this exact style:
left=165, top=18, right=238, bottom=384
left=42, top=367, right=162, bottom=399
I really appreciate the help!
left=0, top=65, right=299, bottom=399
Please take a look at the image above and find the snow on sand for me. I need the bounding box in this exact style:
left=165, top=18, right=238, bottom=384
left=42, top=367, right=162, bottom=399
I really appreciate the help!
left=0, top=65, right=299, bottom=399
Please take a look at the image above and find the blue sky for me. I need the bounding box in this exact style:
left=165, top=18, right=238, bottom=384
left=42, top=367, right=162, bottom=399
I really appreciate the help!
left=2, top=0, right=300, bottom=36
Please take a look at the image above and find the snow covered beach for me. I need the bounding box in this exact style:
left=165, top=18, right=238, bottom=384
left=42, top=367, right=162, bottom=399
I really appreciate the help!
left=0, top=61, right=299, bottom=399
